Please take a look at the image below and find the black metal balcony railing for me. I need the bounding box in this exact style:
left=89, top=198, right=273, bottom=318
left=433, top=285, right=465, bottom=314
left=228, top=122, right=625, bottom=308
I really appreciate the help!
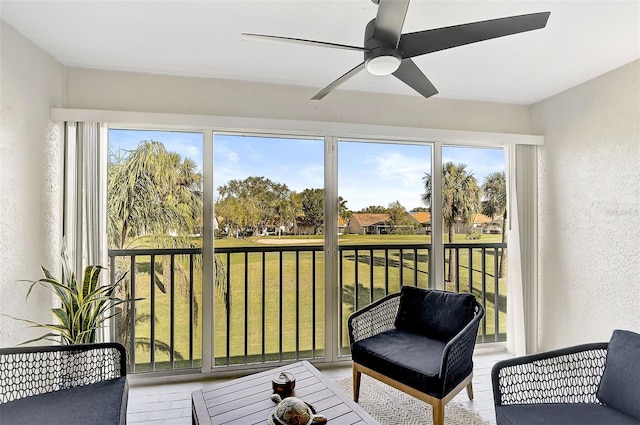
left=108, top=242, right=506, bottom=373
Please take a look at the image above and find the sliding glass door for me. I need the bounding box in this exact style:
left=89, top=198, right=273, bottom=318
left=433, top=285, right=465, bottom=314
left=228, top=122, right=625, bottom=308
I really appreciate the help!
left=337, top=140, right=433, bottom=355
left=438, top=146, right=507, bottom=342
left=212, top=134, right=325, bottom=366
left=107, top=128, right=204, bottom=372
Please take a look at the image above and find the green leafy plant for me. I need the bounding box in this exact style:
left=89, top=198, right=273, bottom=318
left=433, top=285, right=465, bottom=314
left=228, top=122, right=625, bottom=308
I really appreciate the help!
left=13, top=249, right=133, bottom=345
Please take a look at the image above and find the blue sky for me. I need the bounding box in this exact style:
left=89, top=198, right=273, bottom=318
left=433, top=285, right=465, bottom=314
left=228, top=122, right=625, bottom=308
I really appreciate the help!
left=109, top=129, right=504, bottom=212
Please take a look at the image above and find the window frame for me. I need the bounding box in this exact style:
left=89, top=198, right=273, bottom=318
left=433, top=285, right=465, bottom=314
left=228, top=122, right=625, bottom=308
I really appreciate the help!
left=60, top=108, right=541, bottom=372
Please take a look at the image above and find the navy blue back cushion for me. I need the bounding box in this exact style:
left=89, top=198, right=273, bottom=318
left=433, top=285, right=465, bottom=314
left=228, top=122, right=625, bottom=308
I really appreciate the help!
left=597, top=329, right=640, bottom=420
left=394, top=286, right=476, bottom=341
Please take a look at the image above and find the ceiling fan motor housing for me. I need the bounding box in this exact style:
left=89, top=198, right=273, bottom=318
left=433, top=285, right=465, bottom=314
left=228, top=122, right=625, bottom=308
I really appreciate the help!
left=364, top=18, right=402, bottom=75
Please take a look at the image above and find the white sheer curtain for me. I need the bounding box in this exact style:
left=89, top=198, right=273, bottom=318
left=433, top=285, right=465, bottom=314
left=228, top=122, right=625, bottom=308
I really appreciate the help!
left=506, top=144, right=538, bottom=355
left=63, top=121, right=108, bottom=291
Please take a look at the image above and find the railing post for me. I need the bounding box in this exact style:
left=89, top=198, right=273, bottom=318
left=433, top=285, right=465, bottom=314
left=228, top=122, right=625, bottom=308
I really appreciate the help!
left=150, top=254, right=156, bottom=370
left=261, top=252, right=266, bottom=363
left=129, top=255, right=136, bottom=373
left=225, top=252, right=231, bottom=365
left=189, top=253, right=194, bottom=367
left=244, top=251, right=248, bottom=365
left=169, top=254, right=175, bottom=369
left=494, top=247, right=500, bottom=342
left=368, top=248, right=374, bottom=304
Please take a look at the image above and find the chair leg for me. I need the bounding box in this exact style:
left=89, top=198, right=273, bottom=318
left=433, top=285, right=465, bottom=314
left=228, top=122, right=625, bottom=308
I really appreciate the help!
left=352, top=364, right=362, bottom=402
left=432, top=400, right=444, bottom=425
left=466, top=381, right=474, bottom=400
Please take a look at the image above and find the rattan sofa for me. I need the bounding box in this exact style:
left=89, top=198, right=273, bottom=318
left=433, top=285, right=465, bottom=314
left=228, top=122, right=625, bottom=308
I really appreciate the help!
left=492, top=330, right=640, bottom=425
left=0, top=342, right=128, bottom=425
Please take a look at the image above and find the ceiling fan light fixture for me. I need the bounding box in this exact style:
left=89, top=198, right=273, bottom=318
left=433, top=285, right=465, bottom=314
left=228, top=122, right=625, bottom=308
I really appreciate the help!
left=365, top=55, right=401, bottom=76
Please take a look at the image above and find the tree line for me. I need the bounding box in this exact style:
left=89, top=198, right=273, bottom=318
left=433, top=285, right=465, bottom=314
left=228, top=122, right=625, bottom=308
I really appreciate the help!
left=108, top=141, right=507, bottom=283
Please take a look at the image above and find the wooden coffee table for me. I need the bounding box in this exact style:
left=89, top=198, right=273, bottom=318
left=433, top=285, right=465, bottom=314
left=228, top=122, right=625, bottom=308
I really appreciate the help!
left=192, top=360, right=379, bottom=425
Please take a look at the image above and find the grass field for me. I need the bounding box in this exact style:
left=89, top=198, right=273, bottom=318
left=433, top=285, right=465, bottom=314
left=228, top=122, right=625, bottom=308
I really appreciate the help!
left=118, top=233, right=506, bottom=371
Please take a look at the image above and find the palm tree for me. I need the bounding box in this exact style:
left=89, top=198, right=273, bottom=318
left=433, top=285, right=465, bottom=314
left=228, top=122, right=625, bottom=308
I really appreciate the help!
left=108, top=140, right=220, bottom=361
left=422, top=162, right=481, bottom=283
left=482, top=171, right=507, bottom=278
left=108, top=142, right=190, bottom=248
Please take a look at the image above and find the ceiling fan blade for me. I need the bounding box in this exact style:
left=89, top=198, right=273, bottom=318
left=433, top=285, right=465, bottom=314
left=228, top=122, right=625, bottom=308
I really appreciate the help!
left=392, top=59, right=438, bottom=98
left=372, top=0, right=410, bottom=47
left=400, top=11, right=551, bottom=58
left=311, top=63, right=366, bottom=100
left=242, top=33, right=366, bottom=52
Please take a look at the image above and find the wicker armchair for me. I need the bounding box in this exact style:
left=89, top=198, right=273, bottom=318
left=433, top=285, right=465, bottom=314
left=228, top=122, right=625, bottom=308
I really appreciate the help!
left=0, top=343, right=128, bottom=425
left=348, top=286, right=484, bottom=425
left=492, top=330, right=640, bottom=424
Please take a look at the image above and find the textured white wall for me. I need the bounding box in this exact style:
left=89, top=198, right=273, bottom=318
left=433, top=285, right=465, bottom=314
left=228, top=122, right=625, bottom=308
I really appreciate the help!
left=0, top=22, right=66, bottom=347
left=532, top=60, right=640, bottom=350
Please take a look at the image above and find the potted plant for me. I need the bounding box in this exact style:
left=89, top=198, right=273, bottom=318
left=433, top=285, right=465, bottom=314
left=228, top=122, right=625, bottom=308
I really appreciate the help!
left=12, top=248, right=133, bottom=345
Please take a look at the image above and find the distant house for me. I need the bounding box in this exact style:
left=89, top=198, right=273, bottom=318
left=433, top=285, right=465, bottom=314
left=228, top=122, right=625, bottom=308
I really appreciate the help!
left=409, top=211, right=500, bottom=235
left=410, top=211, right=432, bottom=234
left=472, top=213, right=493, bottom=230
left=295, top=216, right=315, bottom=235
left=346, top=213, right=390, bottom=235
left=450, top=213, right=498, bottom=234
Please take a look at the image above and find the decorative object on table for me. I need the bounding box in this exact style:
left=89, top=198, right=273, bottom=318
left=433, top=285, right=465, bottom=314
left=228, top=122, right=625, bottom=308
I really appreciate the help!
left=268, top=394, right=327, bottom=425
left=272, top=371, right=296, bottom=396
left=335, top=374, right=491, bottom=425
left=6, top=245, right=134, bottom=345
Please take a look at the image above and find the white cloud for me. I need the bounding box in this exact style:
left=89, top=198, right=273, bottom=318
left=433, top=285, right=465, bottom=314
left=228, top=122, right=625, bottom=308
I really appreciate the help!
left=296, top=165, right=324, bottom=190
left=214, top=142, right=240, bottom=163
left=370, top=152, right=428, bottom=184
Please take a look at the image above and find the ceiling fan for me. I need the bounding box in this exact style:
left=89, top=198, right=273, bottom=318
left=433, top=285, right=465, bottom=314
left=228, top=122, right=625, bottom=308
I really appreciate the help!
left=242, top=0, right=550, bottom=100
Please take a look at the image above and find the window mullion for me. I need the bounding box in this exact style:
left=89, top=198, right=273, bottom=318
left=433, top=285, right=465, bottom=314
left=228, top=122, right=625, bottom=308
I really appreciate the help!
left=202, top=129, right=214, bottom=372
left=324, top=136, right=339, bottom=362
left=431, top=142, right=445, bottom=290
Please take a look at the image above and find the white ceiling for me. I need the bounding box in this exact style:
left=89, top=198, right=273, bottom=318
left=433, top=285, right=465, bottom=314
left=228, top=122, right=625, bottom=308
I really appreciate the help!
left=1, top=0, right=639, bottom=104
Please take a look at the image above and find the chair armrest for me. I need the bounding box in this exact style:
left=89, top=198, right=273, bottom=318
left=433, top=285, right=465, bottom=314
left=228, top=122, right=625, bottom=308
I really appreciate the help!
left=347, top=292, right=401, bottom=345
left=441, top=300, right=484, bottom=393
left=491, top=342, right=608, bottom=407
left=0, top=342, right=127, bottom=403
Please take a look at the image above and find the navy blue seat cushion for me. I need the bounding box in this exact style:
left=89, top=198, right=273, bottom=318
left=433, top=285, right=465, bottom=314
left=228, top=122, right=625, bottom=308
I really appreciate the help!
left=496, top=404, right=640, bottom=425
left=351, top=328, right=466, bottom=398
left=394, top=287, right=476, bottom=341
left=597, top=329, right=640, bottom=420
left=0, top=377, right=128, bottom=425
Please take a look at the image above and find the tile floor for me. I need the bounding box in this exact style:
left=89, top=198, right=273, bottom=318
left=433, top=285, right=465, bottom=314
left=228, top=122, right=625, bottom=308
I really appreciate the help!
left=127, top=351, right=511, bottom=425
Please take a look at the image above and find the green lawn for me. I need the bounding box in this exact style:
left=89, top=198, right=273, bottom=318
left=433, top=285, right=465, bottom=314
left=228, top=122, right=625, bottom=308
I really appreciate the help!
left=121, top=233, right=506, bottom=371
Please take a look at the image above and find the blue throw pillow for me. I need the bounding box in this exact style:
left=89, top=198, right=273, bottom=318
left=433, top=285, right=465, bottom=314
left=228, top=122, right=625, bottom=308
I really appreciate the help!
left=597, top=329, right=640, bottom=420
left=394, top=286, right=476, bottom=341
